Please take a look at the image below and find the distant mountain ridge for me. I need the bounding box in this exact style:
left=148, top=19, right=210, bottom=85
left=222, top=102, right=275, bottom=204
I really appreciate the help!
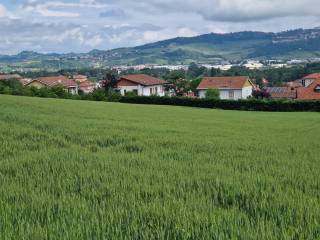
left=1, top=28, right=320, bottom=68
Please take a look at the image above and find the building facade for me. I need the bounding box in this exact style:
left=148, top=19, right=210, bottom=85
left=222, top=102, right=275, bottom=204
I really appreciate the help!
left=117, top=74, right=167, bottom=97
left=197, top=76, right=254, bottom=100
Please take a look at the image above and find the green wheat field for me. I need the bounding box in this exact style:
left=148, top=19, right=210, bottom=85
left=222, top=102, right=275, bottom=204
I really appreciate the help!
left=0, top=95, right=320, bottom=239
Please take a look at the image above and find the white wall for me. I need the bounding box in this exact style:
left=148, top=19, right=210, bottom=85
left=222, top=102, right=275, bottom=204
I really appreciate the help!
left=142, top=85, right=165, bottom=97
left=198, top=90, right=207, bottom=98
left=219, top=89, right=242, bottom=100
left=241, top=86, right=253, bottom=99
left=198, top=87, right=252, bottom=100
left=119, top=85, right=165, bottom=96
left=68, top=87, right=78, bottom=95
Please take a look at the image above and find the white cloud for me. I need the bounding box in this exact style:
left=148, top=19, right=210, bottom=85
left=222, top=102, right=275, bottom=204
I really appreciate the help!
left=0, top=0, right=319, bottom=54
left=109, top=0, right=320, bottom=22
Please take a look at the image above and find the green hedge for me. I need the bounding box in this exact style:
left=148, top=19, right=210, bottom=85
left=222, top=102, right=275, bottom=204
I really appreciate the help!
left=119, top=96, right=320, bottom=112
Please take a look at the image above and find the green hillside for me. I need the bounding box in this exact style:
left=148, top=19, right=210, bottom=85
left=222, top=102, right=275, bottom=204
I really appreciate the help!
left=0, top=95, right=320, bottom=239
left=1, top=28, right=320, bottom=69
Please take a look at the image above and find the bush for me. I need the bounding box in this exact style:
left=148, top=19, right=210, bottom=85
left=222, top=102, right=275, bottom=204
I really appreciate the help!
left=125, top=91, right=138, bottom=97
left=119, top=96, right=320, bottom=112
left=205, top=88, right=220, bottom=100
left=91, top=89, right=107, bottom=101
left=106, top=89, right=121, bottom=102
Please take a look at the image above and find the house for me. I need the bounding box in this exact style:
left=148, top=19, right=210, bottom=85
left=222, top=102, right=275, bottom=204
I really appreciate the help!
left=0, top=74, right=31, bottom=84
left=298, top=73, right=320, bottom=87
left=297, top=78, right=320, bottom=100
left=26, top=76, right=78, bottom=94
left=73, top=75, right=88, bottom=83
left=197, top=76, right=254, bottom=100
left=78, top=80, right=96, bottom=94
left=117, top=74, right=167, bottom=96
left=265, top=87, right=297, bottom=99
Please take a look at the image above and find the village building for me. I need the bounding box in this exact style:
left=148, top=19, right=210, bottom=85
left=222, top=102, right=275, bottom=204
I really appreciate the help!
left=0, top=74, right=31, bottom=85
left=296, top=78, right=320, bottom=100
left=78, top=80, right=96, bottom=94
left=117, top=74, right=167, bottom=96
left=266, top=73, right=320, bottom=100
left=26, top=76, right=78, bottom=94
left=265, top=87, right=297, bottom=99
left=73, top=75, right=88, bottom=83
left=197, top=76, right=254, bottom=100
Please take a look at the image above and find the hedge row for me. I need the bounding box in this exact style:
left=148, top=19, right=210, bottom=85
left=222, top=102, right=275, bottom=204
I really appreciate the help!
left=119, top=96, right=320, bottom=112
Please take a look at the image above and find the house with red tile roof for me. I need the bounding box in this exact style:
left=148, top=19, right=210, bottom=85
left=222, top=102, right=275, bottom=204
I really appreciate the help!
left=265, top=87, right=297, bottom=99
left=197, top=76, right=254, bottom=100
left=73, top=75, right=88, bottom=83
left=0, top=74, right=31, bottom=85
left=294, top=73, right=320, bottom=88
left=117, top=74, right=167, bottom=96
left=267, top=73, right=320, bottom=100
left=26, top=76, right=78, bottom=94
left=297, top=78, right=320, bottom=100
left=78, top=80, right=95, bottom=94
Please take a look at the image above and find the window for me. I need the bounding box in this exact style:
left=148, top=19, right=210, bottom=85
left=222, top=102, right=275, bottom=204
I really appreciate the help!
left=315, top=85, right=320, bottom=93
left=155, top=87, right=158, bottom=95
left=229, top=90, right=234, bottom=99
left=150, top=88, right=153, bottom=95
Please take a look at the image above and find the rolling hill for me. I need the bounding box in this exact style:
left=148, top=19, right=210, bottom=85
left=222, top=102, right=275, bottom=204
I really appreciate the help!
left=1, top=28, right=320, bottom=69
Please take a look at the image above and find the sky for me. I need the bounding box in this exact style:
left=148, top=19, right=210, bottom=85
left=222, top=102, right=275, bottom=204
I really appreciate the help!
left=0, top=0, right=319, bottom=54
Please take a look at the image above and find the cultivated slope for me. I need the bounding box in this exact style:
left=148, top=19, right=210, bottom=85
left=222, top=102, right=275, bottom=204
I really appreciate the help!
left=0, top=95, right=320, bottom=239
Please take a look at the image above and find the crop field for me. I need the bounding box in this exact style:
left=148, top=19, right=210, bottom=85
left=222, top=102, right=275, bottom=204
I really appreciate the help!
left=0, top=95, right=320, bottom=239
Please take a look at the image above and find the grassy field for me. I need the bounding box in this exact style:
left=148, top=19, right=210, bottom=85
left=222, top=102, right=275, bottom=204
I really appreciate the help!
left=0, top=95, right=320, bottom=239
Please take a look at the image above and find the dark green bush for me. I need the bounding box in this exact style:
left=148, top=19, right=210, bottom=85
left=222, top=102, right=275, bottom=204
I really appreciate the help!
left=119, top=96, right=320, bottom=112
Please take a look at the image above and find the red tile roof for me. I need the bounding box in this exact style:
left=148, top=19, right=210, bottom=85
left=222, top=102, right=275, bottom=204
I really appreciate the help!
left=119, top=74, right=167, bottom=86
left=303, top=73, right=320, bottom=79
left=197, top=76, right=251, bottom=90
left=265, top=87, right=297, bottom=99
left=0, top=74, right=22, bottom=80
left=28, top=76, right=77, bottom=88
left=286, top=80, right=303, bottom=88
left=297, top=78, right=320, bottom=100
left=79, top=80, right=95, bottom=88
left=73, top=74, right=87, bottom=79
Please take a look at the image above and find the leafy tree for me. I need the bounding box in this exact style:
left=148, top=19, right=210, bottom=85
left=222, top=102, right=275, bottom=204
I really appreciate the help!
left=252, top=89, right=271, bottom=99
left=101, top=73, right=118, bottom=92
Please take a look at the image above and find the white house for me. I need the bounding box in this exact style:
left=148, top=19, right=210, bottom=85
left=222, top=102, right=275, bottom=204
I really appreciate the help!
left=197, top=76, right=254, bottom=100
left=117, top=74, right=167, bottom=96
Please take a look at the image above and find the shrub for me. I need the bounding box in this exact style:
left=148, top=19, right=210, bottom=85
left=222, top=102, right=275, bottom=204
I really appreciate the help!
left=205, top=88, right=220, bottom=100
left=119, top=96, right=320, bottom=112
left=106, top=89, right=122, bottom=102
left=125, top=91, right=138, bottom=97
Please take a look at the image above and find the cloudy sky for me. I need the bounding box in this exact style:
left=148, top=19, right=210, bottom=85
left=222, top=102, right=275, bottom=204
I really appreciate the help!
left=0, top=0, right=319, bottom=54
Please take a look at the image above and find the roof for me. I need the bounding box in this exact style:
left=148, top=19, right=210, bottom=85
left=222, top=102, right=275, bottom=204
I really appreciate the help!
left=197, top=76, right=251, bottom=90
left=0, top=74, right=22, bottom=80
left=79, top=80, right=95, bottom=88
left=119, top=74, right=167, bottom=86
left=73, top=75, right=87, bottom=79
left=297, top=78, right=320, bottom=100
left=265, top=87, right=297, bottom=99
left=303, top=73, right=320, bottom=79
left=286, top=80, right=303, bottom=88
left=28, top=76, right=77, bottom=88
